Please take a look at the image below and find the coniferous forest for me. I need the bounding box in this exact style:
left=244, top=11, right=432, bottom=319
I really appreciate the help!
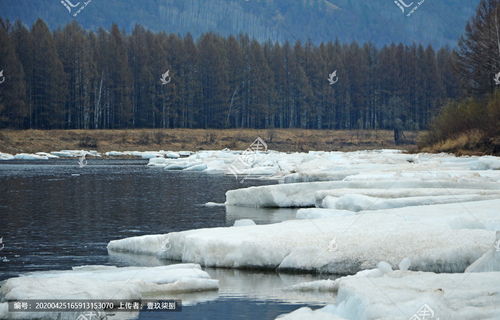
left=0, top=19, right=463, bottom=130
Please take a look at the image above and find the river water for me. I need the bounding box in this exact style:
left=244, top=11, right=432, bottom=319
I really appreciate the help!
left=0, top=160, right=333, bottom=319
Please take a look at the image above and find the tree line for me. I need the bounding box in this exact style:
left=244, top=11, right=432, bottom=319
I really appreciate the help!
left=419, top=0, right=500, bottom=154
left=0, top=19, right=463, bottom=130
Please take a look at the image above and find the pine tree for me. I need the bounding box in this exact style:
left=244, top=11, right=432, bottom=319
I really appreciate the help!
left=0, top=19, right=27, bottom=128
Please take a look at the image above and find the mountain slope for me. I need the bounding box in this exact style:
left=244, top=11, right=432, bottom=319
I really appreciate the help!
left=0, top=0, right=479, bottom=46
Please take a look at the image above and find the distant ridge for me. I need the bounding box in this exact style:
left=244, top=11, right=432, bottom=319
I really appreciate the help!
left=0, top=0, right=479, bottom=47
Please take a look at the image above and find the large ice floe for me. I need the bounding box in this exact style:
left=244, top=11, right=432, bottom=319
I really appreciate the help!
left=0, top=264, right=218, bottom=319
left=145, top=149, right=500, bottom=182
left=278, top=268, right=500, bottom=320
left=108, top=199, right=500, bottom=275
left=110, top=149, right=500, bottom=276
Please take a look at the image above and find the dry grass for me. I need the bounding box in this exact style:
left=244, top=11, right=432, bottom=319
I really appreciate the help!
left=0, top=129, right=418, bottom=154
left=419, top=129, right=500, bottom=156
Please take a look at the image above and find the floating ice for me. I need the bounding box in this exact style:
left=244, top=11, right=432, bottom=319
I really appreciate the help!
left=13, top=153, right=49, bottom=160
left=35, top=152, right=59, bottom=159
left=226, top=180, right=500, bottom=208
left=0, top=152, right=14, bottom=160
left=108, top=200, right=500, bottom=274
left=276, top=306, right=343, bottom=320
left=0, top=264, right=218, bottom=320
left=204, top=202, right=226, bottom=207
left=51, top=150, right=100, bottom=158
left=144, top=149, right=500, bottom=185
left=233, top=219, right=256, bottom=227
left=280, top=270, right=500, bottom=319
left=0, top=264, right=218, bottom=300
left=465, top=231, right=500, bottom=272
left=320, top=194, right=498, bottom=212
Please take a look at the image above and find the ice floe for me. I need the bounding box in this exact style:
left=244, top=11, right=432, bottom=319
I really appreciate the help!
left=13, top=153, right=49, bottom=160
left=145, top=149, right=500, bottom=183
left=279, top=270, right=500, bottom=320
left=465, top=231, right=500, bottom=272
left=108, top=199, right=500, bottom=274
left=0, top=152, right=14, bottom=160
left=226, top=180, right=500, bottom=208
left=0, top=264, right=218, bottom=319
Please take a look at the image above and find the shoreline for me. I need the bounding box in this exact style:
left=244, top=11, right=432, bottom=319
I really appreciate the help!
left=0, top=129, right=418, bottom=155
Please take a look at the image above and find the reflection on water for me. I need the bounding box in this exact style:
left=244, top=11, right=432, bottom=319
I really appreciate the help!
left=0, top=160, right=329, bottom=319
left=108, top=251, right=336, bottom=307
left=225, top=206, right=298, bottom=225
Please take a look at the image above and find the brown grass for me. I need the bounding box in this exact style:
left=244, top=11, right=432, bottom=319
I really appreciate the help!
left=0, top=129, right=418, bottom=154
left=418, top=129, right=500, bottom=156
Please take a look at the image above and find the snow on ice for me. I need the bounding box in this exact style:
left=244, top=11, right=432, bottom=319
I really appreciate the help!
left=278, top=270, right=500, bottom=320
left=108, top=199, right=500, bottom=274
left=0, top=264, right=218, bottom=319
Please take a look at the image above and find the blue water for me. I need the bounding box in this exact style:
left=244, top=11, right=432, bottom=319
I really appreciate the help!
left=0, top=160, right=330, bottom=320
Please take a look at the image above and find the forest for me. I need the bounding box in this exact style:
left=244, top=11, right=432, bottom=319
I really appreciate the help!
left=0, top=18, right=463, bottom=130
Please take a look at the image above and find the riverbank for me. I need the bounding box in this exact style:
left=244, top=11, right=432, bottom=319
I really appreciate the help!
left=0, top=129, right=417, bottom=154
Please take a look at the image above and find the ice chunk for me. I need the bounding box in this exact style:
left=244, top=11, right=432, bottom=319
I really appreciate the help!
left=280, top=271, right=500, bottom=320
left=226, top=180, right=500, bottom=208
left=204, top=202, right=226, bottom=207
left=35, top=152, right=59, bottom=159
left=233, top=219, right=256, bottom=227
left=0, top=264, right=218, bottom=320
left=276, top=306, right=344, bottom=320
left=296, top=208, right=354, bottom=219
left=333, top=271, right=500, bottom=320
left=465, top=231, right=500, bottom=272
left=320, top=194, right=496, bottom=212
left=376, top=261, right=393, bottom=274
left=0, top=152, right=14, bottom=160
left=284, top=279, right=336, bottom=292
left=398, top=257, right=411, bottom=271
left=166, top=151, right=180, bottom=159
left=13, top=153, right=49, bottom=160
left=108, top=200, right=500, bottom=274
left=183, top=163, right=208, bottom=171
left=51, top=150, right=94, bottom=157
